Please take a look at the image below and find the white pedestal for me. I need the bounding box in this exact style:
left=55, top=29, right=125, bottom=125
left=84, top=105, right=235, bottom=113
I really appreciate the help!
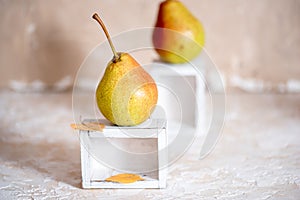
left=148, top=59, right=206, bottom=135
left=79, top=119, right=167, bottom=189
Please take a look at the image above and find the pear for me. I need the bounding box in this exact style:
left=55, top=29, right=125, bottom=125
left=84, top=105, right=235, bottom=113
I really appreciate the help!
left=153, top=0, right=205, bottom=63
left=92, top=13, right=158, bottom=126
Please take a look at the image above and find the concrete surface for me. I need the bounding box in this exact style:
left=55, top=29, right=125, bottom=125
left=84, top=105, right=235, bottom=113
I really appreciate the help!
left=0, top=91, right=299, bottom=199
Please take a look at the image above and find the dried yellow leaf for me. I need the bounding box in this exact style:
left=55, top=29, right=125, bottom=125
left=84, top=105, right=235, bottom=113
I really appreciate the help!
left=105, top=173, right=144, bottom=184
left=70, top=122, right=105, bottom=132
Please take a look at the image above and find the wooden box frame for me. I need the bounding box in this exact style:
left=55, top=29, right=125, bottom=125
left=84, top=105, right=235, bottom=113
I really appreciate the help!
left=79, top=119, right=167, bottom=189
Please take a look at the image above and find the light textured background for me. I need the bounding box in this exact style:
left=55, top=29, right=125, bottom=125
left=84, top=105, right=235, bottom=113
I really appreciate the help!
left=0, top=91, right=299, bottom=199
left=0, top=1, right=300, bottom=199
left=0, top=0, right=299, bottom=92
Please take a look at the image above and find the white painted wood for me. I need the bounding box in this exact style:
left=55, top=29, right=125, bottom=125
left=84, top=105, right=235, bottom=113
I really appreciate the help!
left=79, top=118, right=167, bottom=189
left=148, top=60, right=206, bottom=134
left=158, top=124, right=167, bottom=188
left=195, top=71, right=206, bottom=134
left=89, top=179, right=159, bottom=189
left=82, top=118, right=166, bottom=138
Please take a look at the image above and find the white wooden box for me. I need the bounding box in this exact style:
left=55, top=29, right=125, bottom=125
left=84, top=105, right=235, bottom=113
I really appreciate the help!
left=149, top=59, right=206, bottom=133
left=79, top=118, right=167, bottom=189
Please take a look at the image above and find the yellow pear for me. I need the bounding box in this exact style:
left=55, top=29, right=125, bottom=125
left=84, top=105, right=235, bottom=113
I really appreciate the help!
left=92, top=13, right=158, bottom=126
left=153, top=0, right=205, bottom=63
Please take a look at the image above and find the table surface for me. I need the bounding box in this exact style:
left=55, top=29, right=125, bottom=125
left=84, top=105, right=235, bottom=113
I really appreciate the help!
left=0, top=91, right=299, bottom=199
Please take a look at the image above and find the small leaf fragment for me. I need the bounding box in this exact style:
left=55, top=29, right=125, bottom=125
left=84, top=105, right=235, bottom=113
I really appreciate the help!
left=70, top=122, right=105, bottom=131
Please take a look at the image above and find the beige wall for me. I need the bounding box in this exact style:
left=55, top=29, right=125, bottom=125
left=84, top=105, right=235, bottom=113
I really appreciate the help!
left=0, top=0, right=299, bottom=92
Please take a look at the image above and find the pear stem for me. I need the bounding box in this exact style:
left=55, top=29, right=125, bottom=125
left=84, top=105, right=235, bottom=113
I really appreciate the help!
left=92, top=13, right=120, bottom=61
